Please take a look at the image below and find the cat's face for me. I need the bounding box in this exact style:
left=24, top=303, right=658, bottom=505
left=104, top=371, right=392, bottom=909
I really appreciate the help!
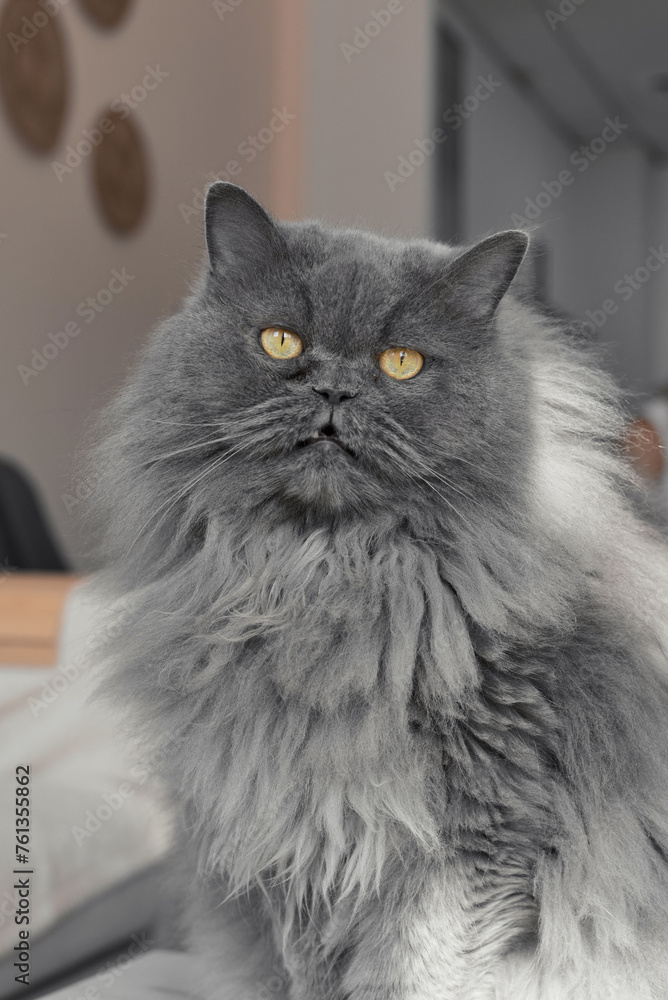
left=138, top=185, right=531, bottom=533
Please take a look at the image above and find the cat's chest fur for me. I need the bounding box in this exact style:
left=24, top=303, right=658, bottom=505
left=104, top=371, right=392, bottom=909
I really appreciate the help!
left=182, top=529, right=559, bottom=974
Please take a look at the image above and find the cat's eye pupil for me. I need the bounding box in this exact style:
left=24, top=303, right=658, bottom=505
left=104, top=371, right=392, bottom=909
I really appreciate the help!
left=378, top=347, right=424, bottom=380
left=261, top=327, right=303, bottom=360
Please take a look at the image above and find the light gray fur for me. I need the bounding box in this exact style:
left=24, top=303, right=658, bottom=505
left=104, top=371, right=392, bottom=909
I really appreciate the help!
left=87, top=184, right=668, bottom=998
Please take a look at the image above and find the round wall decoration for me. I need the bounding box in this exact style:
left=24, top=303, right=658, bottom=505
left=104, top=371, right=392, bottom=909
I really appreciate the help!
left=77, top=0, right=132, bottom=29
left=91, top=108, right=149, bottom=234
left=0, top=0, right=68, bottom=153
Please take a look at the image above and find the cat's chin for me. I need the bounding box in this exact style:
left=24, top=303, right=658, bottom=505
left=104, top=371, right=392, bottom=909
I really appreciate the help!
left=269, top=446, right=385, bottom=521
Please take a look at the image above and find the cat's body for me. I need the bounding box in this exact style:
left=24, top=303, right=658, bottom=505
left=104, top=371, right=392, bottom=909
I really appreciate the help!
left=90, top=184, right=668, bottom=998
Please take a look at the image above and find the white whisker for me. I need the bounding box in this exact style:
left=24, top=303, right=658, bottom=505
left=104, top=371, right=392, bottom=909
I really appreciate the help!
left=147, top=436, right=233, bottom=464
left=420, top=465, right=483, bottom=509
left=405, top=468, right=475, bottom=532
left=125, top=445, right=247, bottom=555
left=145, top=418, right=226, bottom=428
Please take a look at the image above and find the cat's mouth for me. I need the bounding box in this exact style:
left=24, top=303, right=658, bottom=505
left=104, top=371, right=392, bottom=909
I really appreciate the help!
left=296, top=425, right=356, bottom=458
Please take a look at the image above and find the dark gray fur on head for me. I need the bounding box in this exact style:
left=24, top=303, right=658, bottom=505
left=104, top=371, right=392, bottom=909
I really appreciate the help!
left=88, top=183, right=668, bottom=998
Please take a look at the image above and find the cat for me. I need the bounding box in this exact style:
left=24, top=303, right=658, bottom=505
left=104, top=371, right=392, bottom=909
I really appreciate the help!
left=88, top=182, right=668, bottom=999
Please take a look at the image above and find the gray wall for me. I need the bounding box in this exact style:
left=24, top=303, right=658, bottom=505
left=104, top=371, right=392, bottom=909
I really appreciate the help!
left=440, top=2, right=668, bottom=394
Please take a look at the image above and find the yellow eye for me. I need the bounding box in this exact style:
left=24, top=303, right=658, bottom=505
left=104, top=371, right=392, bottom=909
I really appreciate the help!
left=378, top=347, right=424, bottom=380
left=261, top=327, right=303, bottom=360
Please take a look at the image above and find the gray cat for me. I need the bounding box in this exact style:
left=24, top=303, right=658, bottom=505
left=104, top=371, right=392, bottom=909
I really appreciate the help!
left=90, top=183, right=668, bottom=999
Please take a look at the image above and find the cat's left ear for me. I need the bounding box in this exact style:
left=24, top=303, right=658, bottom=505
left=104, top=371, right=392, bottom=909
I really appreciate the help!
left=204, top=182, right=283, bottom=281
left=444, top=231, right=529, bottom=322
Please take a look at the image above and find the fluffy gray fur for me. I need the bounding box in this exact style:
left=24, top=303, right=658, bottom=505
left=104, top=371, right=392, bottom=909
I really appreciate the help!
left=88, top=183, right=668, bottom=999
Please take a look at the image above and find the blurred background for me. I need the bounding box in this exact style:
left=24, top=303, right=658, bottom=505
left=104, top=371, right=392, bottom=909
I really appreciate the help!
left=2, top=0, right=668, bottom=996
left=2, top=0, right=668, bottom=570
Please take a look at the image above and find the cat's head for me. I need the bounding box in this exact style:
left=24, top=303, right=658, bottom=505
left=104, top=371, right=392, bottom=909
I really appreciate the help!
left=104, top=184, right=533, bottom=550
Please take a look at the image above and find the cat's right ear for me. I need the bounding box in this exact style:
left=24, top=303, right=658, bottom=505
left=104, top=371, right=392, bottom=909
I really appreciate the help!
left=205, top=183, right=283, bottom=281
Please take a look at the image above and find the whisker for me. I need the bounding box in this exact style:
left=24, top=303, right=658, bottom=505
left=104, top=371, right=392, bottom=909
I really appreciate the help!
left=125, top=445, right=247, bottom=555
left=146, top=435, right=234, bottom=464
left=386, top=436, right=477, bottom=503
left=382, top=413, right=507, bottom=483
left=145, top=418, right=227, bottom=428
left=415, top=462, right=483, bottom=508
left=403, top=467, right=475, bottom=532
left=433, top=452, right=511, bottom=487
left=377, top=415, right=498, bottom=507
left=227, top=409, right=305, bottom=433
left=379, top=421, right=473, bottom=531
left=144, top=398, right=281, bottom=430
left=144, top=402, right=307, bottom=465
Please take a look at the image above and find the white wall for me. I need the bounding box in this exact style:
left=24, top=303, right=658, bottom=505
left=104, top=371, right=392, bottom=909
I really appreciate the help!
left=301, top=0, right=433, bottom=237
left=0, top=0, right=281, bottom=568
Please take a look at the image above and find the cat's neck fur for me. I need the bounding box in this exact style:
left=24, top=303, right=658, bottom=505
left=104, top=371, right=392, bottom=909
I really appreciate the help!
left=100, top=516, right=571, bottom=902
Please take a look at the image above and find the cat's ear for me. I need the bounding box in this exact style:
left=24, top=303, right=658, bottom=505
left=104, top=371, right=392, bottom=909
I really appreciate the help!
left=445, top=231, right=529, bottom=322
left=205, top=182, right=283, bottom=279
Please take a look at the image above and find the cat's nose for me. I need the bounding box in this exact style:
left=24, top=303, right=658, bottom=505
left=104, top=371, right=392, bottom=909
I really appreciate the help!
left=312, top=386, right=357, bottom=405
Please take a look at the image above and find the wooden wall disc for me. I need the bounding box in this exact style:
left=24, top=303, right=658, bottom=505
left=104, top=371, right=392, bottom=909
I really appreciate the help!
left=77, top=0, right=132, bottom=28
left=91, top=108, right=148, bottom=234
left=0, top=0, right=68, bottom=153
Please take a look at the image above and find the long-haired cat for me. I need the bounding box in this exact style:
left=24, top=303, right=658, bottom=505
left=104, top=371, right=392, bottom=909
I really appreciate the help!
left=89, top=183, right=668, bottom=999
